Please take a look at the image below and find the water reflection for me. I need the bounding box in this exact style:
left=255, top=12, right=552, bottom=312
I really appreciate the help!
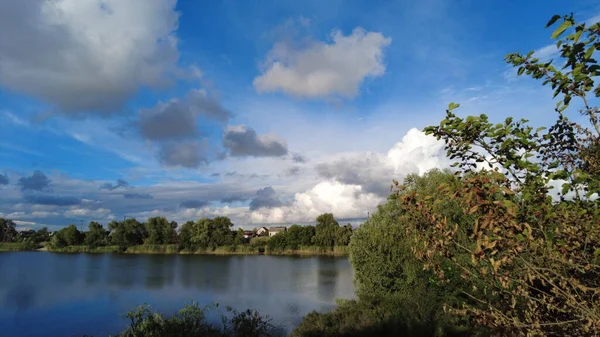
left=85, top=254, right=106, bottom=286
left=317, top=257, right=340, bottom=304
left=0, top=253, right=354, bottom=337
left=106, top=254, right=142, bottom=289
left=145, top=255, right=176, bottom=289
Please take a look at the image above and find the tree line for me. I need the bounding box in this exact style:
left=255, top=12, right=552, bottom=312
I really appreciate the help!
left=0, top=212, right=354, bottom=253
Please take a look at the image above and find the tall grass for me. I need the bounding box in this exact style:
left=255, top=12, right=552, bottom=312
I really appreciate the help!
left=124, top=244, right=180, bottom=254
left=0, top=242, right=29, bottom=251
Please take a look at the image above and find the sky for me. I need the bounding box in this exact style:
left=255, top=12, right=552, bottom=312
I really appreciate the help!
left=0, top=0, right=598, bottom=230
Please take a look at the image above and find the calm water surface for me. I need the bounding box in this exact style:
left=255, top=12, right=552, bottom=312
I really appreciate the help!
left=0, top=252, right=354, bottom=337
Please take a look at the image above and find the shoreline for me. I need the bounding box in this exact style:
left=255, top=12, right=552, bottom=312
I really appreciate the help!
left=0, top=243, right=349, bottom=257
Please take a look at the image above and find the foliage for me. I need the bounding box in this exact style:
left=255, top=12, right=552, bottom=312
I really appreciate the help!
left=52, top=224, right=84, bottom=248
left=336, top=224, right=353, bottom=246
left=109, top=218, right=147, bottom=249
left=144, top=217, right=177, bottom=245
left=29, top=227, right=51, bottom=244
left=313, top=213, right=341, bottom=250
left=291, top=297, right=474, bottom=337
left=114, top=302, right=277, bottom=337
left=179, top=217, right=235, bottom=251
left=0, top=218, right=18, bottom=242
left=348, top=169, right=476, bottom=335
left=406, top=14, right=600, bottom=335
left=85, top=221, right=108, bottom=248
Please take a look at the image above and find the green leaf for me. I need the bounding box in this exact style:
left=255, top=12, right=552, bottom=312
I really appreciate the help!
left=448, top=102, right=460, bottom=110
left=546, top=15, right=561, bottom=28
left=551, top=20, right=573, bottom=39
left=585, top=47, right=594, bottom=60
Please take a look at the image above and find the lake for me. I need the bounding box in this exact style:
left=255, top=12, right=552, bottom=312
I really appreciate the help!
left=0, top=252, right=355, bottom=337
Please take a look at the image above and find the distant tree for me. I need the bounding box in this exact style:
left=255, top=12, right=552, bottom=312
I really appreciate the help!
left=31, top=227, right=51, bottom=244
left=144, top=217, right=176, bottom=245
left=0, top=218, right=18, bottom=242
left=233, top=228, right=246, bottom=245
left=52, top=224, right=84, bottom=248
left=284, top=225, right=316, bottom=249
left=85, top=221, right=107, bottom=248
left=336, top=224, right=353, bottom=246
left=179, top=220, right=195, bottom=250
left=179, top=217, right=235, bottom=251
left=109, top=218, right=146, bottom=248
left=313, top=213, right=340, bottom=250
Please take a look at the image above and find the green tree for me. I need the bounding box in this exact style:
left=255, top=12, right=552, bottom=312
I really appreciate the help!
left=348, top=169, right=472, bottom=334
left=313, top=213, right=340, bottom=250
left=179, top=217, right=235, bottom=251
left=52, top=224, right=83, bottom=248
left=0, top=218, right=18, bottom=242
left=233, top=228, right=246, bottom=245
left=336, top=224, right=353, bottom=246
left=109, top=218, right=146, bottom=249
left=179, top=220, right=195, bottom=251
left=85, top=221, right=107, bottom=248
left=144, top=217, right=176, bottom=245
left=286, top=225, right=316, bottom=249
left=30, top=227, right=50, bottom=244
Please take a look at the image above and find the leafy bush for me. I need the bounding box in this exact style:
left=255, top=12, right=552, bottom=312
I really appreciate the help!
left=113, top=302, right=278, bottom=337
left=403, top=14, right=600, bottom=335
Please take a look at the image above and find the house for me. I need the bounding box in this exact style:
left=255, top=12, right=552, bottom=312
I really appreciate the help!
left=256, top=227, right=269, bottom=236
left=243, top=231, right=254, bottom=239
left=19, top=229, right=35, bottom=238
left=268, top=226, right=287, bottom=237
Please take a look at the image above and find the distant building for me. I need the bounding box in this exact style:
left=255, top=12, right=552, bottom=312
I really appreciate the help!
left=243, top=231, right=254, bottom=239
left=256, top=227, right=269, bottom=236
left=268, top=226, right=287, bottom=237
left=19, top=229, right=35, bottom=238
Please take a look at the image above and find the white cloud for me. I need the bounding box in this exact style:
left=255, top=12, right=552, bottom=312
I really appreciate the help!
left=0, top=0, right=180, bottom=113
left=254, top=27, right=391, bottom=99
left=245, top=128, right=449, bottom=224
left=64, top=207, right=114, bottom=219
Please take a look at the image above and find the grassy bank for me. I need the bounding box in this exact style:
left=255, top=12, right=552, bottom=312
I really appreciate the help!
left=40, top=244, right=349, bottom=256
left=0, top=242, right=30, bottom=251
left=49, top=245, right=121, bottom=253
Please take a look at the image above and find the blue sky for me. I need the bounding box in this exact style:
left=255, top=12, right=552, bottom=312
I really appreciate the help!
left=0, top=0, right=598, bottom=229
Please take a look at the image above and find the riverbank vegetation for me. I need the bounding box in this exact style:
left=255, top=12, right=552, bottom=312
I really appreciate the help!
left=110, top=302, right=284, bottom=337
left=291, top=14, right=600, bottom=336
left=0, top=212, right=353, bottom=256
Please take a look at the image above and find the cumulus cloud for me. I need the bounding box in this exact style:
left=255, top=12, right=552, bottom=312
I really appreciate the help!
left=123, top=193, right=154, bottom=200
left=18, top=171, right=51, bottom=192
left=100, top=179, right=129, bottom=190
left=316, top=153, right=391, bottom=196
left=248, top=128, right=448, bottom=223
left=179, top=200, right=209, bottom=209
left=0, top=174, right=8, bottom=185
left=158, top=140, right=208, bottom=168
left=249, top=186, right=283, bottom=211
left=315, top=128, right=448, bottom=196
left=139, top=89, right=231, bottom=141
left=223, top=125, right=288, bottom=157
left=0, top=0, right=180, bottom=114
left=254, top=27, right=391, bottom=99
left=249, top=181, right=381, bottom=224
left=24, top=194, right=81, bottom=206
